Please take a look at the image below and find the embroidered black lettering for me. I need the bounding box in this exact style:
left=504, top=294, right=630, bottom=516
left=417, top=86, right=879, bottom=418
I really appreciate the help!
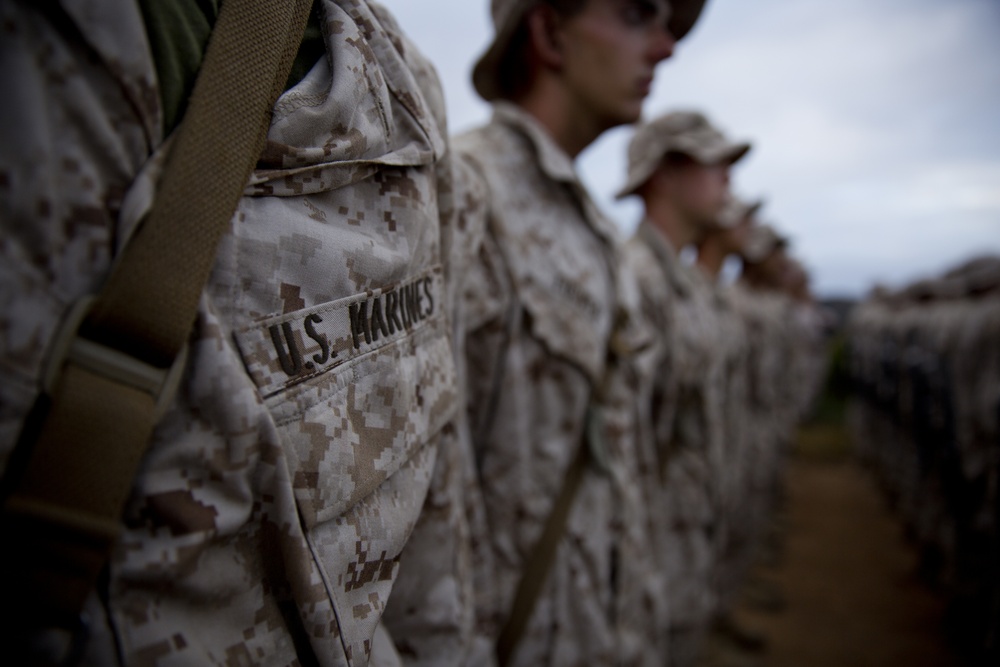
left=349, top=300, right=372, bottom=349
left=304, top=313, right=332, bottom=364
left=422, top=276, right=434, bottom=317
left=411, top=283, right=421, bottom=325
left=269, top=322, right=304, bottom=376
left=400, top=284, right=412, bottom=329
left=414, top=281, right=424, bottom=321
left=369, top=296, right=389, bottom=341
left=385, top=290, right=402, bottom=334
left=405, top=283, right=420, bottom=323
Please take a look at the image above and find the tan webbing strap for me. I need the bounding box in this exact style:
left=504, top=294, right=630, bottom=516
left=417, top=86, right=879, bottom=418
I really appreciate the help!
left=495, top=405, right=599, bottom=667
left=84, top=0, right=312, bottom=366
left=1, top=0, right=313, bottom=632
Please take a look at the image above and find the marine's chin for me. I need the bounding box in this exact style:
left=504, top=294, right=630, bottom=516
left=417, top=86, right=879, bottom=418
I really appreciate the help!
left=610, top=101, right=645, bottom=129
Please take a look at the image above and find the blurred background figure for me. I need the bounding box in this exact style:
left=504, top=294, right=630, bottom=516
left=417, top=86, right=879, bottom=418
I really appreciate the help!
left=618, top=109, right=750, bottom=667
left=374, top=0, right=1000, bottom=664
left=847, top=256, right=1000, bottom=666
left=456, top=2, right=709, bottom=666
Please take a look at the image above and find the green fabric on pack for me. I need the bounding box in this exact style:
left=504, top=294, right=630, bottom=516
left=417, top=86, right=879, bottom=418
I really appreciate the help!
left=138, top=0, right=323, bottom=135
left=286, top=8, right=325, bottom=92
left=137, top=0, right=220, bottom=135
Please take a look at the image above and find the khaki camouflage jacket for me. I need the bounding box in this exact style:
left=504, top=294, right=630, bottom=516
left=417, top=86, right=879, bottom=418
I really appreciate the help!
left=694, top=275, right=749, bottom=521
left=0, top=1, right=481, bottom=665
left=455, top=104, right=661, bottom=666
left=686, top=265, right=736, bottom=477
left=733, top=285, right=799, bottom=432
left=728, top=283, right=796, bottom=518
left=623, top=222, right=720, bottom=628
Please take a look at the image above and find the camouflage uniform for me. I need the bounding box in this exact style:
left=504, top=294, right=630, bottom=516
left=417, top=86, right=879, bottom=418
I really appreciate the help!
left=0, top=1, right=481, bottom=665
left=735, top=225, right=811, bottom=543
left=616, top=109, right=752, bottom=667
left=730, top=283, right=792, bottom=540
left=457, top=103, right=661, bottom=667
left=624, top=222, right=719, bottom=667
left=621, top=226, right=685, bottom=666
left=847, top=261, right=1000, bottom=662
left=706, top=279, right=754, bottom=613
left=604, top=261, right=669, bottom=667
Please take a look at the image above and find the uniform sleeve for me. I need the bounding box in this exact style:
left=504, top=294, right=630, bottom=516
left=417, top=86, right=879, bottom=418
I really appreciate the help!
left=0, top=1, right=156, bottom=474
left=381, top=146, right=494, bottom=667
left=623, top=241, right=678, bottom=475
left=373, top=9, right=495, bottom=659
left=462, top=227, right=516, bottom=460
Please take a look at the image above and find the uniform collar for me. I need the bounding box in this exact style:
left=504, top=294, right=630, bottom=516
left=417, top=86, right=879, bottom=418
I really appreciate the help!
left=638, top=220, right=693, bottom=298
left=687, top=261, right=727, bottom=307
left=491, top=102, right=622, bottom=247
left=492, top=102, right=580, bottom=185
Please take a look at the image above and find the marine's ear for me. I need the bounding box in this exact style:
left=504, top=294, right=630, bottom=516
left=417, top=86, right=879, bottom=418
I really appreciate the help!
left=526, top=4, right=566, bottom=70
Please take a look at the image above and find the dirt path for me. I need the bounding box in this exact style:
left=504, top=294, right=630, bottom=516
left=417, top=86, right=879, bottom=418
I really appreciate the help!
left=707, top=427, right=962, bottom=667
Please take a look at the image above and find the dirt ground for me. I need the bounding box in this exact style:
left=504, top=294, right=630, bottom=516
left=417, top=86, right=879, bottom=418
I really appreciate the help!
left=702, top=424, right=963, bottom=667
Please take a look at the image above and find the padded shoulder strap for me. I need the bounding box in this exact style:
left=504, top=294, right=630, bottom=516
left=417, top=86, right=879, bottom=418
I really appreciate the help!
left=0, top=0, right=313, bottom=645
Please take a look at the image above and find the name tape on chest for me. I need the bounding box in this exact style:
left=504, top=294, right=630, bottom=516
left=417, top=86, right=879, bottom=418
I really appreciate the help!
left=235, top=267, right=443, bottom=398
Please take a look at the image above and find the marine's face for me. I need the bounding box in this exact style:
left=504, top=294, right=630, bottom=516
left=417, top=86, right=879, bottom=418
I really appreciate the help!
left=671, top=159, right=732, bottom=226
left=557, top=0, right=676, bottom=129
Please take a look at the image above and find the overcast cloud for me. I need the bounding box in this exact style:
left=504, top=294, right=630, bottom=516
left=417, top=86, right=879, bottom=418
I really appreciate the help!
left=379, top=0, right=1000, bottom=298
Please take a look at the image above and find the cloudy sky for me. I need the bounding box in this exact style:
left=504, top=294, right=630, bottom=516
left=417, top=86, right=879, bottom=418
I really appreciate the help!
left=379, top=0, right=1000, bottom=298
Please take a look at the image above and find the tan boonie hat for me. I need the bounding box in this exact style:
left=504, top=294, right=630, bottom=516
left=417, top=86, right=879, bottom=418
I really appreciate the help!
left=740, top=224, right=787, bottom=264
left=717, top=195, right=763, bottom=229
left=472, top=0, right=710, bottom=102
left=616, top=110, right=751, bottom=198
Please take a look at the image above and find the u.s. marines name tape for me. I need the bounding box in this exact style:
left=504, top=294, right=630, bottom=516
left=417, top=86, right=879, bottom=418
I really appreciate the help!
left=235, top=267, right=443, bottom=398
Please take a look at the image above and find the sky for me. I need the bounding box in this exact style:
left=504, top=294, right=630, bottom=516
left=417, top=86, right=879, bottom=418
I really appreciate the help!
left=378, top=0, right=1000, bottom=299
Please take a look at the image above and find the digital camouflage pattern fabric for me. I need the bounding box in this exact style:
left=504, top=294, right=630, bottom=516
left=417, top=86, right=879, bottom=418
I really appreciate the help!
left=700, top=275, right=753, bottom=614
left=456, top=103, right=661, bottom=667
left=615, top=117, right=755, bottom=658
left=623, top=222, right=721, bottom=667
left=0, top=1, right=481, bottom=664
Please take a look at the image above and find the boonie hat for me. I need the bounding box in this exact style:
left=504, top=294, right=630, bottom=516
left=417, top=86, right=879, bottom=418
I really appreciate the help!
left=740, top=224, right=787, bottom=264
left=472, top=0, right=709, bottom=102
left=717, top=196, right=763, bottom=230
left=616, top=110, right=751, bottom=199
left=944, top=255, right=1000, bottom=295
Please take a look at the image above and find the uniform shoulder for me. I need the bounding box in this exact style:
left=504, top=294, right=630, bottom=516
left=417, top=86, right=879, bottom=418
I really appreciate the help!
left=453, top=118, right=525, bottom=163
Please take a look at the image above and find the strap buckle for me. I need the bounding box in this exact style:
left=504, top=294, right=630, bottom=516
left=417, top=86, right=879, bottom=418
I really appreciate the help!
left=42, top=297, right=187, bottom=420
left=14, top=612, right=90, bottom=667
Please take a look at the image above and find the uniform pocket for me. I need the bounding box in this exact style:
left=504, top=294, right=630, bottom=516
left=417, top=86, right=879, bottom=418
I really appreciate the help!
left=518, top=276, right=610, bottom=387
left=234, top=266, right=456, bottom=524
left=234, top=267, right=458, bottom=663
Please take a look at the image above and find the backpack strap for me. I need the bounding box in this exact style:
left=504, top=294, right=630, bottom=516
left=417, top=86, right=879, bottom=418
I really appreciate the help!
left=0, top=0, right=313, bottom=646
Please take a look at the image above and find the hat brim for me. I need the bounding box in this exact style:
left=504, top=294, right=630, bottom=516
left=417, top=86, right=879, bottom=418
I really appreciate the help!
left=615, top=139, right=751, bottom=200
left=745, top=198, right=764, bottom=218
left=718, top=141, right=751, bottom=165
left=472, top=1, right=535, bottom=102
left=473, top=0, right=710, bottom=102
left=614, top=160, right=658, bottom=200
left=668, top=0, right=708, bottom=42
left=696, top=140, right=751, bottom=166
